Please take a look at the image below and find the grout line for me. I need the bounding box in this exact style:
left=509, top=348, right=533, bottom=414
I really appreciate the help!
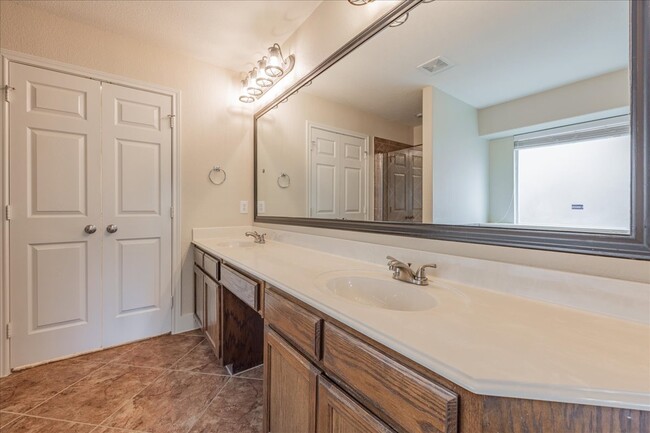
left=95, top=335, right=207, bottom=430
left=0, top=412, right=151, bottom=431
left=22, top=360, right=114, bottom=416
left=182, top=376, right=233, bottom=433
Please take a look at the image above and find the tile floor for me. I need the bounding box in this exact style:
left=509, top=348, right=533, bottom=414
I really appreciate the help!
left=0, top=331, right=263, bottom=433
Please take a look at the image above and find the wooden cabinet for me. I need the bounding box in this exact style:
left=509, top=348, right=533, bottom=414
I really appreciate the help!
left=204, top=275, right=221, bottom=357
left=317, top=377, right=396, bottom=433
left=193, top=264, right=205, bottom=329
left=264, top=327, right=319, bottom=433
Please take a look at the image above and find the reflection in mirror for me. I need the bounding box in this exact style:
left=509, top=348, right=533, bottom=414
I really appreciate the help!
left=256, top=0, right=631, bottom=234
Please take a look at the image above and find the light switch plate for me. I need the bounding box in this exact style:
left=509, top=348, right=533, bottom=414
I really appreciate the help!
left=240, top=200, right=248, bottom=214
left=257, top=201, right=266, bottom=214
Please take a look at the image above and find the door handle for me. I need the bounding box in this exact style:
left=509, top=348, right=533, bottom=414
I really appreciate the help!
left=84, top=224, right=97, bottom=234
left=106, top=224, right=118, bottom=234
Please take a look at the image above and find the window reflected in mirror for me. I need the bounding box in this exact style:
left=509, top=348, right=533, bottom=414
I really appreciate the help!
left=256, top=0, right=631, bottom=234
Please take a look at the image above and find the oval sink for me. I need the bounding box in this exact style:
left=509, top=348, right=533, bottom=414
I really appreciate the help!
left=215, top=241, right=258, bottom=248
left=318, top=273, right=437, bottom=312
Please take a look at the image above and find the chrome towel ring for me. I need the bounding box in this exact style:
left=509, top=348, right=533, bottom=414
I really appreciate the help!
left=277, top=172, right=290, bottom=188
left=209, top=166, right=227, bottom=185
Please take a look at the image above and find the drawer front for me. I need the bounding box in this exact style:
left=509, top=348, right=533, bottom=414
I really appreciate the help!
left=265, top=289, right=322, bottom=361
left=193, top=246, right=204, bottom=268
left=220, top=264, right=259, bottom=309
left=203, top=254, right=219, bottom=281
left=322, top=324, right=458, bottom=433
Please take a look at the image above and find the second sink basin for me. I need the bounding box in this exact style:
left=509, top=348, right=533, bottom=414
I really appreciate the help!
left=316, top=271, right=437, bottom=312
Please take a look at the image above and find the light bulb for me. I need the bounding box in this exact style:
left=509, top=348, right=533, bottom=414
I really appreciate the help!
left=265, top=44, right=285, bottom=78
left=256, top=58, right=273, bottom=87
left=247, top=69, right=263, bottom=96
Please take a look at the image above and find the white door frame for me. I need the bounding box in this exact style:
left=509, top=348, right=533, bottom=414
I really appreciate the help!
left=0, top=49, right=184, bottom=377
left=305, top=121, right=370, bottom=220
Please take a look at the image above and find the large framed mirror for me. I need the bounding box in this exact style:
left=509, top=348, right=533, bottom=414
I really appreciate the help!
left=254, top=0, right=649, bottom=259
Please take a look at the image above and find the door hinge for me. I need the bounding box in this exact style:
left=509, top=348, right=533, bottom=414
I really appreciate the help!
left=168, top=114, right=176, bottom=129
left=6, top=323, right=12, bottom=339
left=5, top=205, right=11, bottom=221
left=3, top=85, right=15, bottom=103
left=171, top=296, right=174, bottom=309
left=170, top=206, right=175, bottom=219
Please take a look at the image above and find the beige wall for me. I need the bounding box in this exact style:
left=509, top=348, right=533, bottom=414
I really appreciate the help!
left=478, top=69, right=629, bottom=138
left=257, top=90, right=412, bottom=218
left=0, top=1, right=253, bottom=320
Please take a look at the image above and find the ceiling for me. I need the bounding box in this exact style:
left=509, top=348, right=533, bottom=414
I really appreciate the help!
left=303, top=0, right=629, bottom=126
left=18, top=0, right=323, bottom=72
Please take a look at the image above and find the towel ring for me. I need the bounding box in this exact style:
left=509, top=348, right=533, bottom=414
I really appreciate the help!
left=277, top=173, right=291, bottom=188
left=208, top=166, right=227, bottom=185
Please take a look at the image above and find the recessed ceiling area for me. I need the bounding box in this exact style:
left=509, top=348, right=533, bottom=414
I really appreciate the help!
left=16, top=0, right=323, bottom=72
left=304, top=0, right=629, bottom=126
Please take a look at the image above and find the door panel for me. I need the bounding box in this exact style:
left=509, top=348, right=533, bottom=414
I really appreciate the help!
left=317, top=377, right=396, bottom=433
left=310, top=126, right=367, bottom=220
left=9, top=63, right=102, bottom=368
left=102, top=83, right=173, bottom=346
left=264, top=328, right=319, bottom=433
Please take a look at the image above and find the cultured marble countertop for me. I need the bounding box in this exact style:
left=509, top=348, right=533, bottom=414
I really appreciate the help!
left=193, top=235, right=650, bottom=411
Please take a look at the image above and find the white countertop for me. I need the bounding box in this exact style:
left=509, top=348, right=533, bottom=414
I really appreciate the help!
left=193, top=233, right=650, bottom=411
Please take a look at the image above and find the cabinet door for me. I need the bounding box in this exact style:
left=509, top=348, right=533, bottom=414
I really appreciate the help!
left=193, top=265, right=205, bottom=329
left=205, top=277, right=221, bottom=356
left=317, top=377, right=396, bottom=433
left=264, top=328, right=319, bottom=433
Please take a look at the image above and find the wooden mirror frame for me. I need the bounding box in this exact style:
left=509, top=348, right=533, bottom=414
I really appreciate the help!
left=254, top=0, right=650, bottom=260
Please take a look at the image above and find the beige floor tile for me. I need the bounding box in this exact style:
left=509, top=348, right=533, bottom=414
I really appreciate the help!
left=103, top=370, right=229, bottom=433
left=114, top=335, right=204, bottom=369
left=0, top=359, right=102, bottom=413
left=235, top=365, right=263, bottom=380
left=30, top=363, right=162, bottom=424
left=0, top=415, right=95, bottom=433
left=173, top=341, right=229, bottom=375
left=188, top=378, right=263, bottom=433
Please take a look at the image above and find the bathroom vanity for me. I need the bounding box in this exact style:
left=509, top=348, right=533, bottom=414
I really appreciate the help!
left=192, top=229, right=649, bottom=433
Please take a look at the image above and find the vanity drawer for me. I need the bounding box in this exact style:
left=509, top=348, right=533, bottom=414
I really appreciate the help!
left=220, top=264, right=259, bottom=310
left=265, top=289, right=322, bottom=361
left=322, top=324, right=458, bottom=433
left=203, top=254, right=219, bottom=282
left=193, top=246, right=204, bottom=268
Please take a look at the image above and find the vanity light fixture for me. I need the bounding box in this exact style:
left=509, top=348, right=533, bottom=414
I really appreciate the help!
left=238, top=43, right=295, bottom=103
left=347, top=0, right=374, bottom=5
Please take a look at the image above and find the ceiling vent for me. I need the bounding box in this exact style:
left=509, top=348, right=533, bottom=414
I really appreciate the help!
left=418, top=56, right=454, bottom=75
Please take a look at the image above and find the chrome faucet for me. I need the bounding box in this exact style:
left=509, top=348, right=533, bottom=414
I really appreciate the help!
left=386, top=256, right=437, bottom=286
left=245, top=231, right=267, bottom=244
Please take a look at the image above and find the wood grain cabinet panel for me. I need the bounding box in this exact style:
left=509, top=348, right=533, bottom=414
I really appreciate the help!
left=220, top=264, right=259, bottom=310
left=203, top=254, right=219, bottom=282
left=193, top=265, right=205, bottom=330
left=318, top=377, right=397, bottom=433
left=323, top=323, right=458, bottom=433
left=265, top=288, right=323, bottom=361
left=204, top=276, right=221, bottom=358
left=264, top=327, right=320, bottom=433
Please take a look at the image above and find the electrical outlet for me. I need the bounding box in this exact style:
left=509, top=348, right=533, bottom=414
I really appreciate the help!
left=257, top=201, right=266, bottom=214
left=240, top=200, right=248, bottom=214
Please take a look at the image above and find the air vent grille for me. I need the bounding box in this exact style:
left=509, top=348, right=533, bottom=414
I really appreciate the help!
left=418, top=56, right=454, bottom=75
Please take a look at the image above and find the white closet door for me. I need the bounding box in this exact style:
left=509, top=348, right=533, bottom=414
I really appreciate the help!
left=9, top=63, right=102, bottom=368
left=339, top=134, right=367, bottom=221
left=101, top=83, right=173, bottom=346
left=310, top=127, right=339, bottom=218
left=310, top=126, right=367, bottom=220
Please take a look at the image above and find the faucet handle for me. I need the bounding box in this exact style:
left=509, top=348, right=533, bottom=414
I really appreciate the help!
left=414, top=264, right=437, bottom=284
left=259, top=233, right=267, bottom=243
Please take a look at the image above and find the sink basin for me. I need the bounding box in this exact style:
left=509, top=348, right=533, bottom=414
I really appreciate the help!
left=316, top=272, right=437, bottom=312
left=215, top=241, right=258, bottom=248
